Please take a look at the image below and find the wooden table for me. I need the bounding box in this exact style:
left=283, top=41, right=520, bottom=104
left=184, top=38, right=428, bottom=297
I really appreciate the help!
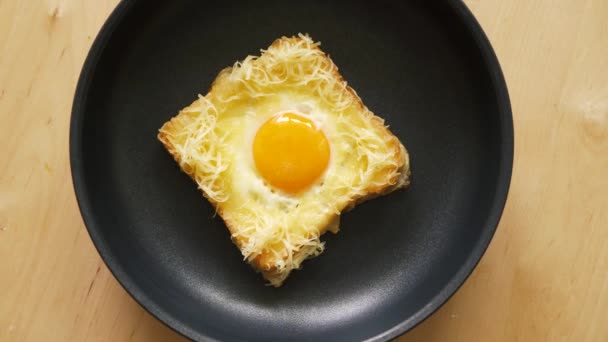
left=1, top=1, right=607, bottom=341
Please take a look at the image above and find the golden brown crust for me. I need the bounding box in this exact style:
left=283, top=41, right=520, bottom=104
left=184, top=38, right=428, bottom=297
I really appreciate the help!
left=158, top=35, right=411, bottom=286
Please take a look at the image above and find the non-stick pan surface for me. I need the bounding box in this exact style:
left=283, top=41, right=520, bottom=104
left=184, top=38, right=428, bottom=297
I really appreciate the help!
left=70, top=1, right=513, bottom=341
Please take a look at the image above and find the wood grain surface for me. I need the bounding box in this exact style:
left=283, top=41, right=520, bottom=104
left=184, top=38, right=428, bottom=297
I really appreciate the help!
left=1, top=1, right=607, bottom=341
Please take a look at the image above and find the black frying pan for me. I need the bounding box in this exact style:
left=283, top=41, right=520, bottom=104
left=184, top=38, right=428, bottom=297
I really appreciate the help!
left=70, top=1, right=513, bottom=341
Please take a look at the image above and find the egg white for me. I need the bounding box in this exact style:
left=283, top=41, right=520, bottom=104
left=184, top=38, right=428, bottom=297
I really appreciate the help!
left=215, top=90, right=340, bottom=217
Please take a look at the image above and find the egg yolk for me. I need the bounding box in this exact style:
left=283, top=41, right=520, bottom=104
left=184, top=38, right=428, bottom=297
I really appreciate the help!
left=253, top=112, right=330, bottom=193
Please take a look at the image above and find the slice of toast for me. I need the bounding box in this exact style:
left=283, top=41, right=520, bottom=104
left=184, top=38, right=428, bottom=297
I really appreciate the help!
left=159, top=34, right=410, bottom=286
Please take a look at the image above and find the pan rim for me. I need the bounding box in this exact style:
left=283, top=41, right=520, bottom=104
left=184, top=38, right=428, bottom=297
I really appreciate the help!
left=69, top=1, right=513, bottom=341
